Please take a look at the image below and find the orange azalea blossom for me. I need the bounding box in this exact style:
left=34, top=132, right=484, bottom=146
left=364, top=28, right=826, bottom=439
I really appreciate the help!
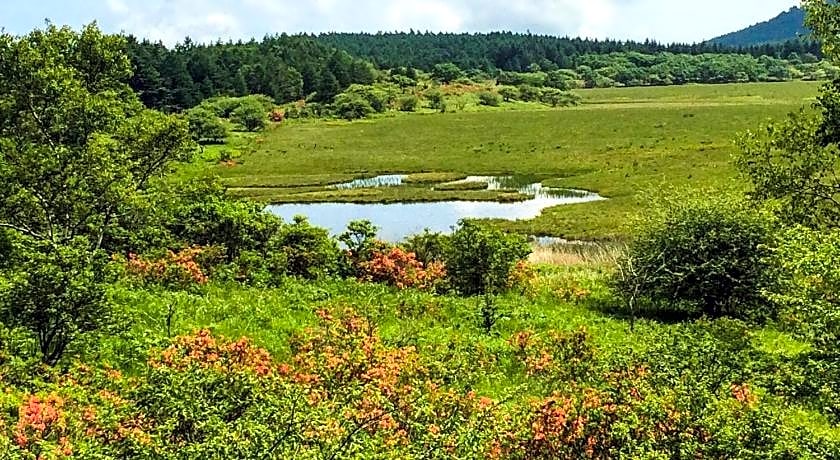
left=359, top=247, right=446, bottom=290
left=15, top=394, right=66, bottom=448
left=731, top=383, right=758, bottom=406
left=150, top=329, right=274, bottom=376
left=126, top=246, right=211, bottom=286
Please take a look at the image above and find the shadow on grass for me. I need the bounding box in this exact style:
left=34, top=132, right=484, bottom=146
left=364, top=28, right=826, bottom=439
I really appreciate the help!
left=585, top=295, right=704, bottom=325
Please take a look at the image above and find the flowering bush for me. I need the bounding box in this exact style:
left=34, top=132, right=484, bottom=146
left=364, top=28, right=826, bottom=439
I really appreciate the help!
left=125, top=246, right=219, bottom=288
left=509, top=328, right=595, bottom=381
left=1, top=310, right=837, bottom=459
left=13, top=394, right=70, bottom=456
left=507, top=260, right=537, bottom=294
left=269, top=109, right=285, bottom=122
left=359, top=247, right=447, bottom=291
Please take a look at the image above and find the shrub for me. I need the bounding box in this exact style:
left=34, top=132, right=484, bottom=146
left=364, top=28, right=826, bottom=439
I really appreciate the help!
left=185, top=106, right=228, bottom=144
left=230, top=98, right=267, bottom=131
left=359, top=247, right=446, bottom=290
left=498, top=85, right=520, bottom=102
left=425, top=89, right=447, bottom=112
left=333, top=93, right=374, bottom=120
left=613, top=196, right=777, bottom=320
left=477, top=91, right=501, bottom=107
left=445, top=221, right=531, bottom=296
left=343, top=84, right=391, bottom=113
left=769, top=225, right=840, bottom=335
left=545, top=70, right=577, bottom=90
left=766, top=227, right=840, bottom=420
left=338, top=220, right=383, bottom=276
left=155, top=177, right=285, bottom=262
left=402, top=229, right=450, bottom=265
left=273, top=216, right=340, bottom=279
left=397, top=94, right=419, bottom=112
left=125, top=246, right=221, bottom=289
left=0, top=239, right=117, bottom=365
left=517, top=84, right=542, bottom=102
left=283, top=101, right=325, bottom=120
left=497, top=71, right=546, bottom=87
left=508, top=328, right=595, bottom=381
left=431, top=63, right=463, bottom=83
left=201, top=96, right=240, bottom=118
left=540, top=88, right=582, bottom=107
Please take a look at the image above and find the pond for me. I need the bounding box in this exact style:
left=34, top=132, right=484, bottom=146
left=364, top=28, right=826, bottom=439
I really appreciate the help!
left=267, top=175, right=605, bottom=242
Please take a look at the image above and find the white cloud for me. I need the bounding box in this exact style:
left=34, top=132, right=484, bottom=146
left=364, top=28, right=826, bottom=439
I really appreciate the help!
left=105, top=0, right=129, bottom=15
left=93, top=0, right=801, bottom=45
left=104, top=0, right=242, bottom=44
left=384, top=0, right=464, bottom=32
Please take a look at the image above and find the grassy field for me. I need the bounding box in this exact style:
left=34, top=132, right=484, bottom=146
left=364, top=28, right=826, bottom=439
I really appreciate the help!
left=213, top=81, right=819, bottom=240
left=102, top=263, right=837, bottom=446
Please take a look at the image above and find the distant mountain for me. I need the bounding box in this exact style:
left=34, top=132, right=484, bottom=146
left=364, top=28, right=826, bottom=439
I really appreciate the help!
left=709, top=7, right=810, bottom=47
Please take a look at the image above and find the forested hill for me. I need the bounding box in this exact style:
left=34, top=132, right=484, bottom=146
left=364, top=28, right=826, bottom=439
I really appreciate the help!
left=124, top=31, right=824, bottom=113
left=313, top=32, right=820, bottom=72
left=709, top=7, right=809, bottom=47
left=126, top=34, right=376, bottom=112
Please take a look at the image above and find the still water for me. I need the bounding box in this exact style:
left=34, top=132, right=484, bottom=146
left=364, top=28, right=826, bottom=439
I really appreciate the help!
left=267, top=175, right=605, bottom=242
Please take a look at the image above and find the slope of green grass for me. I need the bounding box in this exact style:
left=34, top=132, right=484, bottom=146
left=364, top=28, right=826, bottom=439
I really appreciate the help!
left=102, top=266, right=838, bottom=443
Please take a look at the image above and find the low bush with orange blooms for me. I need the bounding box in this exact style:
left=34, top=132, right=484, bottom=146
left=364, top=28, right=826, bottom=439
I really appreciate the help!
left=125, top=246, right=220, bottom=288
left=0, top=308, right=835, bottom=458
left=509, top=328, right=595, bottom=380
left=269, top=109, right=285, bottom=122
left=358, top=247, right=446, bottom=291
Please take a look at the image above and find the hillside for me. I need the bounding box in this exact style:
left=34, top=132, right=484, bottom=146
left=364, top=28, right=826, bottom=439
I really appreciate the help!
left=709, top=7, right=810, bottom=47
left=314, top=32, right=803, bottom=72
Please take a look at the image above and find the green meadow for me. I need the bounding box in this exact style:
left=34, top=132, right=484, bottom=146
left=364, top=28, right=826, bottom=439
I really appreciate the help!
left=215, top=81, right=819, bottom=239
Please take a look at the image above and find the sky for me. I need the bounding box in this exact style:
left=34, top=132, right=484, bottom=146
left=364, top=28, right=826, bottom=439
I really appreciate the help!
left=0, top=0, right=801, bottom=45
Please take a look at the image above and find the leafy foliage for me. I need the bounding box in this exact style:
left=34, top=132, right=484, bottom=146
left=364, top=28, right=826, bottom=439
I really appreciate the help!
left=186, top=106, right=228, bottom=144
left=0, top=239, right=115, bottom=365
left=804, top=0, right=840, bottom=62
left=275, top=216, right=340, bottom=279
left=231, top=97, right=268, bottom=131
left=735, top=1, right=840, bottom=229
left=333, top=93, right=375, bottom=120
left=402, top=229, right=450, bottom=266
left=445, top=221, right=531, bottom=296
left=614, top=196, right=777, bottom=319
left=736, top=109, right=840, bottom=228
left=397, top=95, right=419, bottom=112
left=0, top=24, right=195, bottom=251
left=477, top=91, right=501, bottom=107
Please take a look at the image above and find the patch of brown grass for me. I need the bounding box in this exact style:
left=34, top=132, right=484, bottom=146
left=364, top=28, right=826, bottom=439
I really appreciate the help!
left=529, top=241, right=623, bottom=267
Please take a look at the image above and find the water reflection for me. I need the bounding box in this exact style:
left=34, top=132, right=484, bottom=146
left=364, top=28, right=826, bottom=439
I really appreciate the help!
left=330, top=174, right=406, bottom=189
left=268, top=175, right=606, bottom=242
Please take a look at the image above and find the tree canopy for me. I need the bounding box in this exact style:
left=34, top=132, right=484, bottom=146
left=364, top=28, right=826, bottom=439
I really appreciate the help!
left=0, top=24, right=195, bottom=251
left=735, top=0, right=840, bottom=228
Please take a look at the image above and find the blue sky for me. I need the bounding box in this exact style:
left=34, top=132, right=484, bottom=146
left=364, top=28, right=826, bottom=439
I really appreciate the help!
left=0, top=0, right=800, bottom=45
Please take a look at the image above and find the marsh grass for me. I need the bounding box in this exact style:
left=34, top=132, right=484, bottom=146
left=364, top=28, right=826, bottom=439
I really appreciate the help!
left=432, top=181, right=490, bottom=191
left=202, top=81, right=819, bottom=239
left=529, top=241, right=625, bottom=267
left=403, top=172, right=467, bottom=184
left=231, top=185, right=529, bottom=203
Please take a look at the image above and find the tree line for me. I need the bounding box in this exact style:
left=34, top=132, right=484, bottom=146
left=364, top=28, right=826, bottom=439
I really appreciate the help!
left=124, top=31, right=826, bottom=113
left=316, top=31, right=822, bottom=72
left=126, top=34, right=376, bottom=112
